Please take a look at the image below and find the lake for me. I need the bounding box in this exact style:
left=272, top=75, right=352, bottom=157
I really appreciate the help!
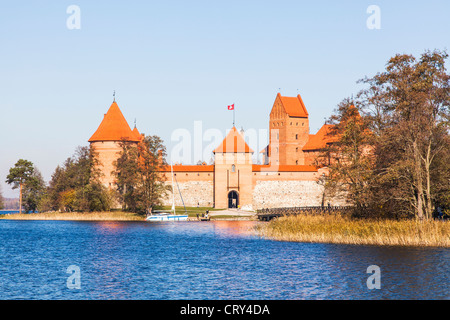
left=0, top=220, right=448, bottom=300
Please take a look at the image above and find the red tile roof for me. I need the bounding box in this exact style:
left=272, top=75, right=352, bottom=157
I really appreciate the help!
left=278, top=93, right=309, bottom=118
left=160, top=165, right=214, bottom=172
left=302, top=124, right=336, bottom=151
left=253, top=164, right=318, bottom=172
left=213, top=127, right=254, bottom=153
left=89, top=102, right=140, bottom=142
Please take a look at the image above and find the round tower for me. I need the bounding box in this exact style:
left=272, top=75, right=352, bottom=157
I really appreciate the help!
left=88, top=101, right=141, bottom=189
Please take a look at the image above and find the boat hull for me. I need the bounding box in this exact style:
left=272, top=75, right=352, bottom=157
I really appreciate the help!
left=146, top=214, right=188, bottom=222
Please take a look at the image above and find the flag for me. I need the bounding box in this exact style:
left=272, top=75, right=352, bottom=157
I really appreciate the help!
left=227, top=104, right=234, bottom=110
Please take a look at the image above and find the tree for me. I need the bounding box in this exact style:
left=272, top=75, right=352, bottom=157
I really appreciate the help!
left=6, top=159, right=35, bottom=213
left=136, top=135, right=168, bottom=213
left=0, top=184, right=4, bottom=210
left=358, top=49, right=450, bottom=219
left=22, top=167, right=46, bottom=213
left=46, top=146, right=111, bottom=212
left=319, top=98, right=375, bottom=215
left=114, top=135, right=168, bottom=214
left=114, top=140, right=140, bottom=211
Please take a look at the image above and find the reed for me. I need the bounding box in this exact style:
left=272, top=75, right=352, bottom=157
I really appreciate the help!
left=0, top=211, right=145, bottom=221
left=255, top=214, right=450, bottom=247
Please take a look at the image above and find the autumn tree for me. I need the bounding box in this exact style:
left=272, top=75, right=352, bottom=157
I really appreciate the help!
left=320, top=98, right=375, bottom=214
left=358, top=49, right=450, bottom=219
left=114, top=135, right=168, bottom=214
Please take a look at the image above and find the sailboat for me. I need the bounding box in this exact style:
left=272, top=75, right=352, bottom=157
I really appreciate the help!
left=146, top=163, right=188, bottom=222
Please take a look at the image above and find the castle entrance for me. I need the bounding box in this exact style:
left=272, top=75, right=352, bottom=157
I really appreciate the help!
left=228, top=191, right=239, bottom=208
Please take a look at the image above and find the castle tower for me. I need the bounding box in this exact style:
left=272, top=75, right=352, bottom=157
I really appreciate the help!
left=213, top=127, right=254, bottom=209
left=88, top=101, right=141, bottom=189
left=268, top=93, right=310, bottom=165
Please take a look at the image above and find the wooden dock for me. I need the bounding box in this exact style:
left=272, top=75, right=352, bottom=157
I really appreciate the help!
left=256, top=206, right=352, bottom=221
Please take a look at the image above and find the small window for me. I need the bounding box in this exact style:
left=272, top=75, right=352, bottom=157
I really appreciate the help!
left=302, top=122, right=304, bottom=126
left=296, top=122, right=298, bottom=126
left=295, top=134, right=298, bottom=140
left=231, top=164, right=236, bottom=172
left=277, top=133, right=279, bottom=139
left=296, top=160, right=299, bottom=165
left=296, top=147, right=298, bottom=152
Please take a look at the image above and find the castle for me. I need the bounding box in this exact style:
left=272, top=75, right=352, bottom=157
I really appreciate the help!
left=88, top=93, right=345, bottom=210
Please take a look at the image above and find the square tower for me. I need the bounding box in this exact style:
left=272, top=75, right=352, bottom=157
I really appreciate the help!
left=268, top=93, right=310, bottom=165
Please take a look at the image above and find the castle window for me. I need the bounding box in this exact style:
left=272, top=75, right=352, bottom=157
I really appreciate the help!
left=296, top=122, right=298, bottom=126
left=302, top=122, right=304, bottom=126
left=296, top=160, right=299, bottom=165
left=290, top=122, right=292, bottom=125
left=231, top=164, right=236, bottom=172
left=296, top=147, right=298, bottom=152
left=295, top=134, right=298, bottom=140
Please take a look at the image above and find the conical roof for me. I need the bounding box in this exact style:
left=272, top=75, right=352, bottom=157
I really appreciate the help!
left=213, top=127, right=253, bottom=153
left=88, top=101, right=140, bottom=142
left=132, top=126, right=143, bottom=141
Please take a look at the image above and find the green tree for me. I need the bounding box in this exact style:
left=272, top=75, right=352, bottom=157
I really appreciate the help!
left=22, top=167, right=46, bottom=213
left=0, top=185, right=4, bottom=210
left=114, top=140, right=140, bottom=211
left=6, top=159, right=35, bottom=213
left=46, top=146, right=111, bottom=212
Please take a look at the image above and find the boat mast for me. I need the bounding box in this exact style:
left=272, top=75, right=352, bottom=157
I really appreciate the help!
left=171, top=162, right=175, bottom=214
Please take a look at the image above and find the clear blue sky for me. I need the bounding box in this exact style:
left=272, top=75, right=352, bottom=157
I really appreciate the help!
left=1, top=0, right=449, bottom=198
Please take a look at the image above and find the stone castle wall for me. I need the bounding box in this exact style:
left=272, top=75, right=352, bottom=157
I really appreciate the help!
left=252, top=179, right=348, bottom=210
left=252, top=180, right=324, bottom=209
left=161, top=180, right=214, bottom=208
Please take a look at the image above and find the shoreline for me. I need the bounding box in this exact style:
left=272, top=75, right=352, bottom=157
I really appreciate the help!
left=0, top=210, right=257, bottom=222
left=2, top=211, right=448, bottom=248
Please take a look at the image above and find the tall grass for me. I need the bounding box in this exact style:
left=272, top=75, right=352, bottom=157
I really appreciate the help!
left=256, top=214, right=450, bottom=247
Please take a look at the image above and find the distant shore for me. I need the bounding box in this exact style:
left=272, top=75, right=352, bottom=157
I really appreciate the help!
left=0, top=209, right=257, bottom=221
left=255, top=214, right=450, bottom=247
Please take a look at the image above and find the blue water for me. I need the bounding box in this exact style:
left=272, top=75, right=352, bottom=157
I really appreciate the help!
left=0, top=220, right=448, bottom=300
left=0, top=210, right=20, bottom=215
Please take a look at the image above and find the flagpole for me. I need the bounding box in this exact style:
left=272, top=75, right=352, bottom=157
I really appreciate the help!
left=233, top=104, right=235, bottom=127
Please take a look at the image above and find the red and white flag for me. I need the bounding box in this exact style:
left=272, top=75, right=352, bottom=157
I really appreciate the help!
left=227, top=104, right=235, bottom=110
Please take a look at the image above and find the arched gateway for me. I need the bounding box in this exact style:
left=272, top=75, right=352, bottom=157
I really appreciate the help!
left=228, top=190, right=239, bottom=208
